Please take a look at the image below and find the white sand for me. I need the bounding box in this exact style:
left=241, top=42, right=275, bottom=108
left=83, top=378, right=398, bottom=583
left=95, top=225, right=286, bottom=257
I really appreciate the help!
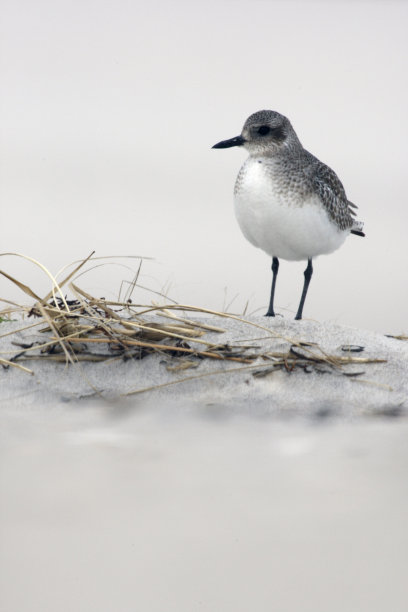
left=1, top=316, right=407, bottom=414
left=1, top=316, right=408, bottom=611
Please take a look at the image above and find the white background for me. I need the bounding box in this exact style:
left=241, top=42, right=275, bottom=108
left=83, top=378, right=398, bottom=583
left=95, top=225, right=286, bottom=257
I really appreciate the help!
left=1, top=0, right=407, bottom=332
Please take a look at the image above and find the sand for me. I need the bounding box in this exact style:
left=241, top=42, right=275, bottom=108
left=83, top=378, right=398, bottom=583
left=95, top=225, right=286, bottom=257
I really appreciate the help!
left=1, top=315, right=408, bottom=611
left=0, top=315, right=407, bottom=415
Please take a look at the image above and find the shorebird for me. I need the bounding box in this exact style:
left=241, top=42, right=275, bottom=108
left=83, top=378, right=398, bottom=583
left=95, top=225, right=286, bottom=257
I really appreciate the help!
left=212, top=110, right=365, bottom=320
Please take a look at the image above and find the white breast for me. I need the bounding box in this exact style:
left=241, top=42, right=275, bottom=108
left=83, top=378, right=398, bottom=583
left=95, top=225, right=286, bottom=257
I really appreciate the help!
left=234, top=159, right=348, bottom=261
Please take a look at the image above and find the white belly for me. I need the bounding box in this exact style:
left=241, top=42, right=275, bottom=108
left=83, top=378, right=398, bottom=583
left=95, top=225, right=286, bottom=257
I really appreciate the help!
left=234, top=161, right=348, bottom=261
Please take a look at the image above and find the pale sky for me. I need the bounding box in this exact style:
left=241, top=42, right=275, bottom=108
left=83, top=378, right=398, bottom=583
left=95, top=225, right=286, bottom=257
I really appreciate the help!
left=1, top=0, right=407, bottom=332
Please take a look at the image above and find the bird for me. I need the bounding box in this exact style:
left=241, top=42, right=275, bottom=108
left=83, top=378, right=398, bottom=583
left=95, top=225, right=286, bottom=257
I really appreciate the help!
left=212, top=110, right=365, bottom=320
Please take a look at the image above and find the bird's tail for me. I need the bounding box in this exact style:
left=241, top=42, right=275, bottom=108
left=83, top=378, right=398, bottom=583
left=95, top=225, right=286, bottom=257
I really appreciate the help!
left=351, top=219, right=365, bottom=237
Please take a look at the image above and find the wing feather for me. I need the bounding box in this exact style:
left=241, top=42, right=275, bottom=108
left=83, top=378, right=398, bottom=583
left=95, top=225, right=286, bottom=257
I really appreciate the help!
left=297, top=150, right=364, bottom=236
left=312, top=162, right=355, bottom=231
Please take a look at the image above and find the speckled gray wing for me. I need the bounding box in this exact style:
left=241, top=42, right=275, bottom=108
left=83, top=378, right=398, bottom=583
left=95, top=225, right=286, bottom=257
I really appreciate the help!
left=309, top=160, right=356, bottom=231
left=300, top=152, right=364, bottom=235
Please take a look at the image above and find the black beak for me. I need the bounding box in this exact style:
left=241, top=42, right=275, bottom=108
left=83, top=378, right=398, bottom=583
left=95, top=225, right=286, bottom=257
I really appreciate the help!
left=212, top=135, right=245, bottom=149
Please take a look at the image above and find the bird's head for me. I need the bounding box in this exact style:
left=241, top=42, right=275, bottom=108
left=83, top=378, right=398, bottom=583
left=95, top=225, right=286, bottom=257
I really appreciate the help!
left=212, top=110, right=298, bottom=156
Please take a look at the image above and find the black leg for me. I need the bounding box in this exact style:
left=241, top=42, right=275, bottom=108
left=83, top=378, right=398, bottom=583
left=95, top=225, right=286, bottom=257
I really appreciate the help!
left=265, top=257, right=279, bottom=317
left=295, top=259, right=313, bottom=320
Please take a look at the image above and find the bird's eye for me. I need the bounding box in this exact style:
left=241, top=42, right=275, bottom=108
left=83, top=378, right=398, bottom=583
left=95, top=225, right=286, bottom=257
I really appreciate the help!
left=257, top=125, right=270, bottom=136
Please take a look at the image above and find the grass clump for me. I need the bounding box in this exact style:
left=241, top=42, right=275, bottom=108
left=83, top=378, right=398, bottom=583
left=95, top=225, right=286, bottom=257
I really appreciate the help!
left=0, top=252, right=387, bottom=394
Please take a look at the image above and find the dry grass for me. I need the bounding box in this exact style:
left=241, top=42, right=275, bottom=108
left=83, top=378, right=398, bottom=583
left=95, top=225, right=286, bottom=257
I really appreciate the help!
left=0, top=253, right=387, bottom=394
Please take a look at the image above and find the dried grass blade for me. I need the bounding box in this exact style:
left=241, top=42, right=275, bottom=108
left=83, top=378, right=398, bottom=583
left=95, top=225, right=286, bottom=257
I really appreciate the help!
left=335, top=356, right=387, bottom=364
left=121, top=363, right=265, bottom=397
left=116, top=320, right=216, bottom=347
left=19, top=354, right=114, bottom=363
left=0, top=320, right=45, bottom=339
left=0, top=357, right=34, bottom=374
left=36, top=302, right=74, bottom=365
left=43, top=251, right=95, bottom=303
left=350, top=378, right=393, bottom=391
left=156, top=307, right=226, bottom=333
left=68, top=284, right=133, bottom=355
left=1, top=298, right=26, bottom=308
left=133, top=303, right=322, bottom=350
left=71, top=283, right=122, bottom=320
left=0, top=269, right=43, bottom=301
left=0, top=253, right=70, bottom=311
left=123, top=258, right=143, bottom=303
left=385, top=334, right=408, bottom=341
left=53, top=335, right=253, bottom=363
